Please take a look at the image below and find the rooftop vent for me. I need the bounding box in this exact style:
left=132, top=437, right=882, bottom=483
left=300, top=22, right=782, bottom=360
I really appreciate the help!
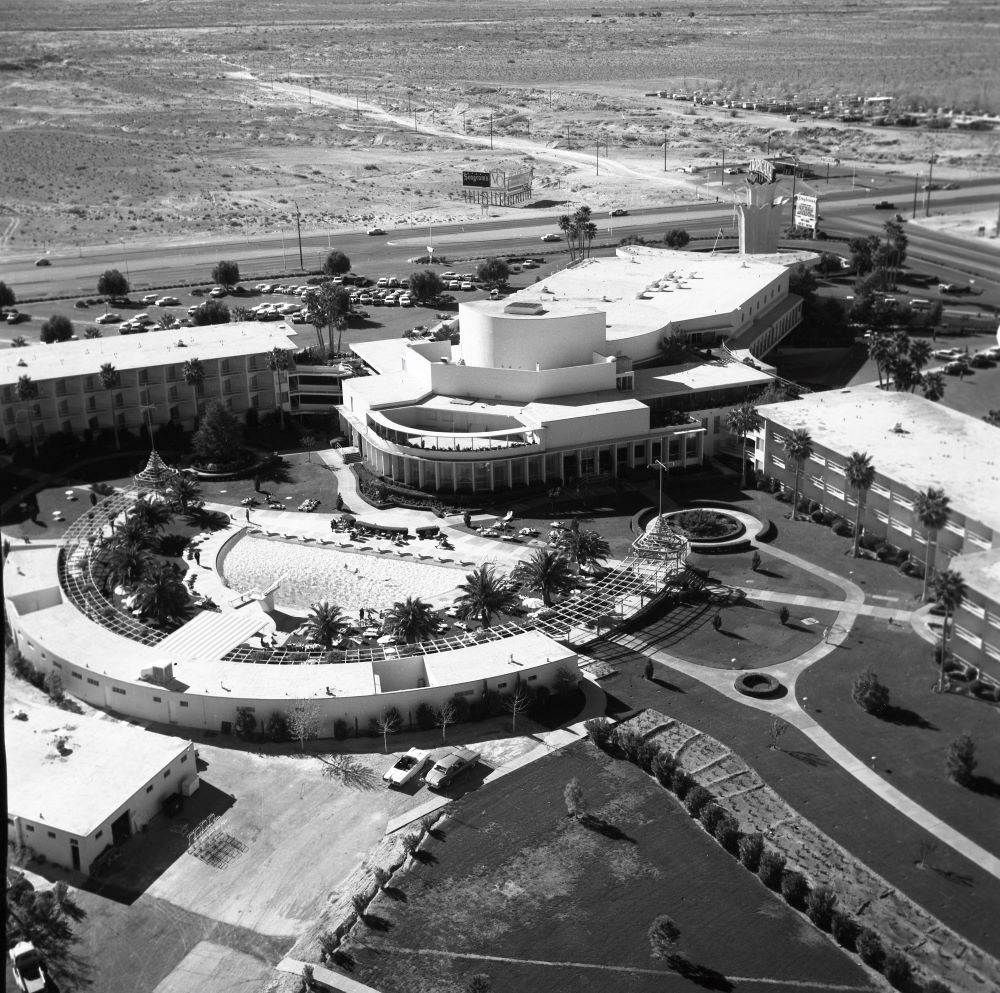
left=504, top=301, right=546, bottom=316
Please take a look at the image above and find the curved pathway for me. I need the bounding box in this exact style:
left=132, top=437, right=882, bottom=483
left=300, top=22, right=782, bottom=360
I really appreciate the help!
left=613, top=535, right=1000, bottom=881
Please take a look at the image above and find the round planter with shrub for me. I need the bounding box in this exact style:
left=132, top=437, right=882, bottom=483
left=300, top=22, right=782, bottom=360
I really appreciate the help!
left=735, top=672, right=782, bottom=697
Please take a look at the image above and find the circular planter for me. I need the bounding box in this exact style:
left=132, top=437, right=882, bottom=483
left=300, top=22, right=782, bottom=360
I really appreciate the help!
left=187, top=452, right=262, bottom=481
left=735, top=672, right=782, bottom=697
left=665, top=509, right=744, bottom=544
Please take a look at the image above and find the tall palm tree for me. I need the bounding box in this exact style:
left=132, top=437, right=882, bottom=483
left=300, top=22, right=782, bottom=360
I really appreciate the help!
left=102, top=539, right=156, bottom=592
left=557, top=214, right=575, bottom=261
left=921, top=371, right=946, bottom=403
left=726, top=401, right=763, bottom=487
left=99, top=363, right=122, bottom=450
left=914, top=487, right=951, bottom=602
left=844, top=451, right=875, bottom=558
left=868, top=334, right=890, bottom=389
left=14, top=375, right=39, bottom=456
left=307, top=600, right=348, bottom=648
left=909, top=338, right=932, bottom=374
left=781, top=427, right=814, bottom=521
left=167, top=473, right=204, bottom=514
left=512, top=548, right=575, bottom=607
left=128, top=497, right=173, bottom=535
left=182, top=357, right=206, bottom=420
left=108, top=513, right=157, bottom=551
left=932, top=569, right=966, bottom=692
left=385, top=596, right=438, bottom=644
left=265, top=348, right=290, bottom=429
left=891, top=354, right=920, bottom=393
left=454, top=564, right=520, bottom=629
left=554, top=525, right=611, bottom=574
left=135, top=563, right=191, bottom=627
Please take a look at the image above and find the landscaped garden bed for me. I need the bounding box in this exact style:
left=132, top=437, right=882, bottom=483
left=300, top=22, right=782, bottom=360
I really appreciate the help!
left=665, top=508, right=744, bottom=543
left=735, top=672, right=782, bottom=697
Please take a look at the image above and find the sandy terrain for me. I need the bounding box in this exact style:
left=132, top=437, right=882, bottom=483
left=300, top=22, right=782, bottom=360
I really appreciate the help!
left=2, top=0, right=998, bottom=253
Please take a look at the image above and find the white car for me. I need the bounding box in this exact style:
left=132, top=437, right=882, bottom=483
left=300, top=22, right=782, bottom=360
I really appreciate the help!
left=209, top=286, right=227, bottom=298
left=155, top=296, right=180, bottom=307
left=383, top=747, right=431, bottom=788
left=141, top=293, right=159, bottom=305
left=541, top=233, right=561, bottom=242
left=96, top=312, right=121, bottom=324
left=932, top=348, right=962, bottom=360
left=9, top=941, right=47, bottom=993
left=423, top=747, right=480, bottom=790
left=367, top=227, right=386, bottom=236
left=461, top=281, right=474, bottom=291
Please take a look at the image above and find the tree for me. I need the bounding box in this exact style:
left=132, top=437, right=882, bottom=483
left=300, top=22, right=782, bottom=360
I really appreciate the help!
left=265, top=348, right=291, bottom=429
left=84, top=325, right=102, bottom=338
left=97, top=269, right=129, bottom=299
left=932, top=569, right=966, bottom=690
left=778, top=605, right=790, bottom=625
left=465, top=975, right=492, bottom=993
left=40, top=314, right=74, bottom=343
left=648, top=914, right=682, bottom=965
left=511, top=548, right=574, bottom=606
left=914, top=486, right=950, bottom=601
left=0, top=279, right=16, bottom=313
left=374, top=710, right=400, bottom=753
left=307, top=600, right=348, bottom=648
left=434, top=700, right=456, bottom=742
left=477, top=257, right=510, bottom=289
left=192, top=399, right=243, bottom=466
left=554, top=524, right=611, bottom=573
left=891, top=354, right=920, bottom=393
left=408, top=269, right=444, bottom=304
left=191, top=300, right=231, bottom=326
left=504, top=683, right=531, bottom=731
left=781, top=427, right=814, bottom=521
left=287, top=700, right=321, bottom=751
left=134, top=563, right=191, bottom=626
left=852, top=667, right=890, bottom=716
left=211, top=260, right=240, bottom=289
left=845, top=451, right=875, bottom=557
left=921, top=371, right=946, bottom=402
left=182, top=357, right=206, bottom=417
left=323, top=250, right=351, bottom=276
left=454, top=564, right=519, bottom=628
left=98, top=363, right=122, bottom=450
left=564, top=778, right=587, bottom=819
left=768, top=716, right=788, bottom=750
left=664, top=228, right=690, bottom=249
left=10, top=335, right=28, bottom=347
left=660, top=328, right=689, bottom=363
left=109, top=512, right=158, bottom=551
left=946, top=733, right=976, bottom=787
left=867, top=333, right=891, bottom=389
left=301, top=435, right=317, bottom=463
left=909, top=338, right=932, bottom=374
left=307, top=283, right=352, bottom=354
left=129, top=496, right=173, bottom=534
left=788, top=263, right=818, bottom=299
left=726, top=401, right=763, bottom=487
left=557, top=213, right=576, bottom=260
left=386, top=596, right=438, bottom=644
left=848, top=234, right=881, bottom=277
left=103, top=539, right=156, bottom=591
left=166, top=473, right=203, bottom=514
left=14, top=375, right=39, bottom=456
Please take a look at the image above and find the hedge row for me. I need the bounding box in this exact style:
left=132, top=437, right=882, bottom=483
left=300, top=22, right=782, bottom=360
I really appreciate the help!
left=584, top=717, right=950, bottom=993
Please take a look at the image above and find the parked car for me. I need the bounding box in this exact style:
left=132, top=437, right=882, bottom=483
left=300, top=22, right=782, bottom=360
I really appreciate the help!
left=932, top=348, right=962, bottom=360
left=155, top=295, right=180, bottom=306
left=521, top=260, right=537, bottom=269
left=610, top=208, right=629, bottom=216
left=9, top=941, right=47, bottom=993
left=96, top=312, right=121, bottom=324
left=541, top=233, right=562, bottom=242
left=873, top=200, right=896, bottom=210
left=367, top=227, right=386, bottom=236
left=142, top=293, right=159, bottom=305
left=6, top=310, right=30, bottom=324
left=383, top=747, right=431, bottom=788
left=34, top=257, right=51, bottom=266
left=209, top=286, right=227, bottom=298
left=423, top=747, right=480, bottom=790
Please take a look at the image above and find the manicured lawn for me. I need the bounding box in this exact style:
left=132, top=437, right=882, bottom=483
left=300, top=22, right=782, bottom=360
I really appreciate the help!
left=798, top=614, right=1000, bottom=856
left=584, top=639, right=1000, bottom=958
left=687, top=546, right=847, bottom=603
left=341, top=744, right=872, bottom=993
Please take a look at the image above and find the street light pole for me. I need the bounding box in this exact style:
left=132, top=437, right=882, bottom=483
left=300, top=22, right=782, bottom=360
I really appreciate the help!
left=293, top=201, right=304, bottom=271
left=650, top=459, right=669, bottom=532
left=925, top=156, right=936, bottom=217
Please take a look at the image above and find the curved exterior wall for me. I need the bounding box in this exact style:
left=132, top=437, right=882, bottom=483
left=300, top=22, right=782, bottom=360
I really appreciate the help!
left=459, top=305, right=606, bottom=371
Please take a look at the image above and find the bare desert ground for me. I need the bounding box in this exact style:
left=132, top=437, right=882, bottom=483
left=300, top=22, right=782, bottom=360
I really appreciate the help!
left=1, top=0, right=998, bottom=252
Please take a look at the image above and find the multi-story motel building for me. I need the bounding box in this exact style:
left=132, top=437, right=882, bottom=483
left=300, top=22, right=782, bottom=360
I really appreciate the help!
left=0, top=323, right=355, bottom=447
left=753, top=387, right=1000, bottom=681
left=339, top=246, right=805, bottom=493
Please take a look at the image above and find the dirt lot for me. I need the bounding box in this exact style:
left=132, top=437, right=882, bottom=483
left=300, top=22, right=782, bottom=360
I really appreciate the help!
left=2, top=0, right=998, bottom=252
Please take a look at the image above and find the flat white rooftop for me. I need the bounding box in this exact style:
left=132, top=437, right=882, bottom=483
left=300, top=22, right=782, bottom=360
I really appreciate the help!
left=950, top=549, right=1000, bottom=603
left=1, top=322, right=297, bottom=387
left=633, top=360, right=773, bottom=399
left=759, top=388, right=1000, bottom=533
left=423, top=630, right=576, bottom=686
left=7, top=704, right=191, bottom=837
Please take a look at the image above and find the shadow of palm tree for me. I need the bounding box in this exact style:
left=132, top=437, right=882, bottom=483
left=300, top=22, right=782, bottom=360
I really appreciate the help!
left=362, top=913, right=393, bottom=932
left=383, top=886, right=407, bottom=902
left=319, top=755, right=380, bottom=791
left=880, top=705, right=937, bottom=731
left=412, top=848, right=438, bottom=864
left=670, top=956, right=733, bottom=990
left=185, top=507, right=230, bottom=531
left=580, top=815, right=636, bottom=843
left=970, top=774, right=1000, bottom=799
left=783, top=748, right=830, bottom=767
left=332, top=950, right=356, bottom=971
left=260, top=458, right=294, bottom=485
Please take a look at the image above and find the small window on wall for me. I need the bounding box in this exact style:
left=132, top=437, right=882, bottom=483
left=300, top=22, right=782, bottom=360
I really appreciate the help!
left=112, top=687, right=126, bottom=695
left=163, top=770, right=171, bottom=779
left=48, top=831, right=56, bottom=839
left=95, top=830, right=102, bottom=839
left=497, top=682, right=508, bottom=689
left=87, top=678, right=99, bottom=686
left=153, top=696, right=161, bottom=703
left=53, top=661, right=62, bottom=669
left=528, top=675, right=537, bottom=681
left=181, top=755, right=188, bottom=763
left=146, top=785, right=153, bottom=793
left=26, top=824, right=35, bottom=832
left=179, top=701, right=189, bottom=708
left=72, top=671, right=82, bottom=680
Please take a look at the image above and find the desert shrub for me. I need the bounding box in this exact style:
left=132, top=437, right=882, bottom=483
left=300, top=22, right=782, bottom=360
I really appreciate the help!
left=699, top=802, right=725, bottom=834
left=614, top=727, right=643, bottom=761
left=832, top=520, right=852, bottom=537
left=634, top=741, right=658, bottom=772
left=810, top=510, right=826, bottom=524
left=450, top=693, right=470, bottom=723
left=806, top=885, right=837, bottom=930
left=415, top=702, right=436, bottom=731
left=265, top=711, right=289, bottom=741
left=830, top=910, right=858, bottom=949
left=884, top=950, right=912, bottom=989
left=333, top=718, right=349, bottom=740
left=946, top=733, right=976, bottom=787
left=372, top=866, right=390, bottom=888
left=857, top=929, right=884, bottom=969
left=758, top=850, right=786, bottom=889
left=684, top=786, right=713, bottom=817
left=401, top=831, right=421, bottom=855
left=651, top=752, right=676, bottom=786
left=807, top=500, right=821, bottom=514
left=234, top=708, right=257, bottom=739
left=738, top=833, right=764, bottom=872
left=44, top=671, right=65, bottom=703
left=584, top=716, right=614, bottom=749
left=852, top=667, right=890, bottom=716
left=317, top=931, right=338, bottom=964
left=468, top=700, right=487, bottom=721
left=780, top=869, right=809, bottom=909
left=713, top=815, right=741, bottom=854
left=671, top=769, right=693, bottom=799
left=466, top=975, right=492, bottom=993
left=351, top=893, right=367, bottom=919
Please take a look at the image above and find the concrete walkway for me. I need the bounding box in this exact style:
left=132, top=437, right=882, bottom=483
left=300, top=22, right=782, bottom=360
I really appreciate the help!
left=617, top=539, right=1000, bottom=882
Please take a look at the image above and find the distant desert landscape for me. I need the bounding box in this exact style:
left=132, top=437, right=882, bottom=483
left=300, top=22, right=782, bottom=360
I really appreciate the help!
left=1, top=0, right=998, bottom=252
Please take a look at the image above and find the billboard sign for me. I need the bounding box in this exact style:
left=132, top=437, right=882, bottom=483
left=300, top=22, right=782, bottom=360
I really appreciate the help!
left=462, top=170, right=491, bottom=189
left=794, top=194, right=818, bottom=230
left=747, top=157, right=776, bottom=183
left=506, top=169, right=532, bottom=192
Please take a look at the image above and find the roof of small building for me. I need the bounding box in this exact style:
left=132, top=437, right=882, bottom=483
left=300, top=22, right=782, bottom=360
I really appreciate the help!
left=949, top=549, right=1000, bottom=603
left=632, top=360, right=773, bottom=399
left=7, top=705, right=192, bottom=838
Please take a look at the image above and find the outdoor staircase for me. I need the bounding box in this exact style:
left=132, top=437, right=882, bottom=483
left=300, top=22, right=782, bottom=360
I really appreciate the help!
left=339, top=446, right=363, bottom=465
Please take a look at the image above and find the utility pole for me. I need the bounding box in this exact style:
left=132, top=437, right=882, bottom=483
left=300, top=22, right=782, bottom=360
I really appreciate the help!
left=912, top=174, right=919, bottom=219
left=489, top=112, right=493, bottom=150
left=663, top=131, right=667, bottom=171
left=596, top=142, right=599, bottom=176
left=925, top=156, right=936, bottom=217
left=293, top=202, right=304, bottom=271
left=721, top=150, right=726, bottom=185
left=791, top=157, right=798, bottom=204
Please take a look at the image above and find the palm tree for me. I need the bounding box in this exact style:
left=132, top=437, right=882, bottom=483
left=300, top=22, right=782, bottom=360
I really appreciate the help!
left=868, top=334, right=890, bottom=389
left=909, top=338, right=932, bottom=374
left=454, top=564, right=520, bottom=629
left=102, top=539, right=156, bottom=592
left=98, top=363, right=122, bottom=449
left=932, top=569, right=966, bottom=691
left=726, top=401, right=763, bottom=487
left=265, top=348, right=291, bottom=430
left=557, top=214, right=575, bottom=260
left=307, top=600, right=348, bottom=648
left=780, top=428, right=814, bottom=521
left=914, top=486, right=951, bottom=602
left=128, top=497, right=173, bottom=535
left=512, top=549, right=575, bottom=607
left=167, top=473, right=203, bottom=514
left=921, top=371, right=946, bottom=402
left=108, top=513, right=157, bottom=551
left=182, top=357, right=206, bottom=420
left=385, top=596, right=438, bottom=644
left=10, top=335, right=28, bottom=348
left=844, top=451, right=875, bottom=558
left=891, top=354, right=921, bottom=393
left=14, top=375, right=39, bottom=456
left=554, top=524, right=611, bottom=574
left=135, top=563, right=191, bottom=627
